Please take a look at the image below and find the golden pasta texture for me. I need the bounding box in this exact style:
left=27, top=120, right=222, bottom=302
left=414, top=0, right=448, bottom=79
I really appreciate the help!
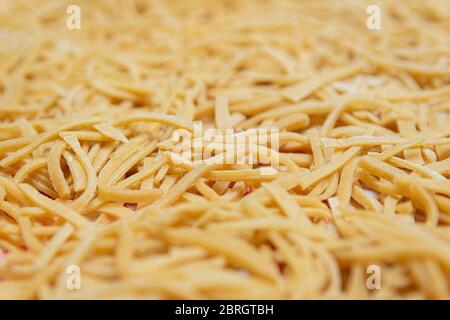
left=0, top=0, right=449, bottom=299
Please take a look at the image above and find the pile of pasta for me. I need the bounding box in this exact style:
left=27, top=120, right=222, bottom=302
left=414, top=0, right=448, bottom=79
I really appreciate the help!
left=0, top=0, right=450, bottom=299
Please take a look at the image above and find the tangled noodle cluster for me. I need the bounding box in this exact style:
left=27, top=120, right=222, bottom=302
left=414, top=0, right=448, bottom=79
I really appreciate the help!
left=0, top=0, right=449, bottom=299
